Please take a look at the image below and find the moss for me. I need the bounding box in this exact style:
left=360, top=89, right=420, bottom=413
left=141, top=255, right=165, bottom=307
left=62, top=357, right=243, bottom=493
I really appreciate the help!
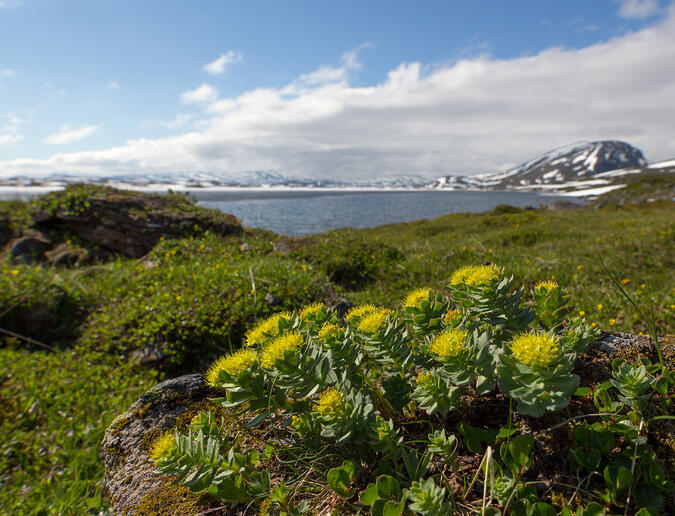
left=130, top=481, right=215, bottom=516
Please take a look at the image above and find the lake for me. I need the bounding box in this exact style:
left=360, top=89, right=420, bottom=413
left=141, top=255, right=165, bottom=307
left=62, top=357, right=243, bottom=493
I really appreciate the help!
left=0, top=186, right=582, bottom=236
left=191, top=188, right=581, bottom=235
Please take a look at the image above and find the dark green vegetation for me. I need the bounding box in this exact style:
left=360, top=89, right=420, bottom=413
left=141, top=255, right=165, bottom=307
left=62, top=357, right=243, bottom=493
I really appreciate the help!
left=0, top=184, right=673, bottom=514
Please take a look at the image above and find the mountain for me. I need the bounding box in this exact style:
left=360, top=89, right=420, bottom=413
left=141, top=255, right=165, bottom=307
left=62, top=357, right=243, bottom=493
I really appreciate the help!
left=427, top=141, right=654, bottom=195
left=428, top=140, right=675, bottom=198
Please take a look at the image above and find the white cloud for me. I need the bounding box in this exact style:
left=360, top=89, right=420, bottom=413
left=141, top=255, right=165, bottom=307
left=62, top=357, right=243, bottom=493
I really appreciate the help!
left=106, top=81, right=119, bottom=90
left=180, top=83, right=218, bottom=104
left=44, top=124, right=100, bottom=145
left=203, top=51, right=243, bottom=75
left=294, top=44, right=371, bottom=87
left=3, top=11, right=675, bottom=180
left=0, top=133, right=23, bottom=146
left=142, top=113, right=192, bottom=129
left=616, top=0, right=661, bottom=19
left=0, top=69, right=15, bottom=78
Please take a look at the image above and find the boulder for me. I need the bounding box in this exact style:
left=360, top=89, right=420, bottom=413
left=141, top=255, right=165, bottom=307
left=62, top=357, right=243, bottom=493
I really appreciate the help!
left=8, top=233, right=52, bottom=263
left=101, top=374, right=233, bottom=515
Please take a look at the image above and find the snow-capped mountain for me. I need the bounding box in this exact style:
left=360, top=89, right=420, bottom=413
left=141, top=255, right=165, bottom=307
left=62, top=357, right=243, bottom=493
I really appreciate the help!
left=427, top=141, right=649, bottom=193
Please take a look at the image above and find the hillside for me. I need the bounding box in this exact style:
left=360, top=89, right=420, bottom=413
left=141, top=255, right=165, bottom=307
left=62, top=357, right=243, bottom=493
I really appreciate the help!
left=0, top=186, right=673, bottom=514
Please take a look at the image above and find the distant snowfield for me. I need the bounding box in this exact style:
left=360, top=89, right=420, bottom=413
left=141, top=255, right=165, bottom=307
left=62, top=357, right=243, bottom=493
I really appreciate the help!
left=553, top=184, right=627, bottom=197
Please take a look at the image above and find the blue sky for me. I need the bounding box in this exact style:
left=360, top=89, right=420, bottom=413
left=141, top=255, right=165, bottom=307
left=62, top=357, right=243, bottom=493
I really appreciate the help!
left=0, top=0, right=674, bottom=179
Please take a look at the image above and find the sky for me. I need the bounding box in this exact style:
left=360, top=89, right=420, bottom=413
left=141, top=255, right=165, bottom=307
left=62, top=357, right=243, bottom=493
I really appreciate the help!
left=1, top=0, right=674, bottom=180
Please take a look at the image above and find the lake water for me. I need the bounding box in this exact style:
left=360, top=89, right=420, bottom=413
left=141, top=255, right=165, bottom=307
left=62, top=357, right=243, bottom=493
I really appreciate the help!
left=192, top=189, right=581, bottom=235
left=0, top=186, right=581, bottom=236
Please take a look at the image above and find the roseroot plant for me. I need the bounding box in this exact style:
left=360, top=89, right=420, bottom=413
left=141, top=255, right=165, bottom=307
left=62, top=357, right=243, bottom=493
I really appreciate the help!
left=147, top=263, right=670, bottom=514
left=497, top=332, right=579, bottom=417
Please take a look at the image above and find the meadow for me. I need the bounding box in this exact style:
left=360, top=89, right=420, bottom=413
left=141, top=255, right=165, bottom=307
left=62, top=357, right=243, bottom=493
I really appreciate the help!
left=0, top=185, right=673, bottom=514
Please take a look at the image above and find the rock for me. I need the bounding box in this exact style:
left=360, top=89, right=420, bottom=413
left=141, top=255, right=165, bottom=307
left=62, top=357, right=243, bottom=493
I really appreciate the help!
left=101, top=374, right=230, bottom=515
left=129, top=345, right=166, bottom=366
left=33, top=187, right=242, bottom=259
left=331, top=296, right=353, bottom=316
left=8, top=233, right=52, bottom=263
left=272, top=240, right=292, bottom=255
left=265, top=292, right=281, bottom=306
left=239, top=243, right=251, bottom=252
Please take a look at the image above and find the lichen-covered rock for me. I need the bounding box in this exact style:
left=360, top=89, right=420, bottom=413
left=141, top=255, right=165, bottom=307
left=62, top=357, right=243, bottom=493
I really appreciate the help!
left=101, top=374, right=231, bottom=515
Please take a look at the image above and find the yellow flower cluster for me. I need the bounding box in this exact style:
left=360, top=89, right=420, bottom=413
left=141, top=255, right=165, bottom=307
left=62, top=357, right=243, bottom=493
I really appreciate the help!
left=206, top=349, right=258, bottom=385
left=510, top=333, right=561, bottom=368
left=318, top=323, right=340, bottom=340
left=346, top=304, right=378, bottom=321
left=535, top=280, right=559, bottom=291
left=403, top=287, right=431, bottom=308
left=315, top=388, right=346, bottom=417
left=245, top=311, right=292, bottom=347
left=260, top=333, right=303, bottom=368
left=299, top=303, right=325, bottom=319
left=150, top=432, right=176, bottom=462
left=357, top=309, right=390, bottom=334
left=450, top=264, right=502, bottom=287
left=430, top=329, right=468, bottom=358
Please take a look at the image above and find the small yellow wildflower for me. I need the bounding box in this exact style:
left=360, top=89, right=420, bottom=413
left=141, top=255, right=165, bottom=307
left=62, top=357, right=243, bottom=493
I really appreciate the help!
left=358, top=309, right=390, bottom=334
left=591, top=322, right=597, bottom=328
left=150, top=432, right=176, bottom=462
left=597, top=304, right=603, bottom=310
left=403, top=287, right=432, bottom=308
left=577, top=265, right=583, bottom=271
left=535, top=280, right=559, bottom=291
left=299, top=302, right=325, bottom=319
left=640, top=284, right=647, bottom=289
left=315, top=388, right=346, bottom=417
left=578, top=311, right=586, bottom=317
left=510, top=333, right=561, bottom=368
left=609, top=319, right=616, bottom=326
left=318, top=323, right=340, bottom=340
left=430, top=329, right=468, bottom=358
left=260, top=333, right=303, bottom=368
left=245, top=311, right=292, bottom=347
left=621, top=278, right=631, bottom=285
left=206, top=349, right=258, bottom=385
left=10, top=269, right=19, bottom=276
left=346, top=304, right=378, bottom=321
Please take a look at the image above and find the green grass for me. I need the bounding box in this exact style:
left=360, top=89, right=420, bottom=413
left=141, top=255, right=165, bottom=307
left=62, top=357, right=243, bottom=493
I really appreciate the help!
left=0, top=347, right=156, bottom=514
left=0, top=187, right=673, bottom=514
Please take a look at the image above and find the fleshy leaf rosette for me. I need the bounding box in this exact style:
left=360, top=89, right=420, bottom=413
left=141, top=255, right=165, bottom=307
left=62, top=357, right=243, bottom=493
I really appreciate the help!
left=497, top=332, right=579, bottom=418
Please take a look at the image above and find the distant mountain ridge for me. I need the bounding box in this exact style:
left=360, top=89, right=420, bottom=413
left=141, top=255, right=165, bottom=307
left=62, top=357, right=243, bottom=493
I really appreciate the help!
left=2, top=140, right=673, bottom=197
